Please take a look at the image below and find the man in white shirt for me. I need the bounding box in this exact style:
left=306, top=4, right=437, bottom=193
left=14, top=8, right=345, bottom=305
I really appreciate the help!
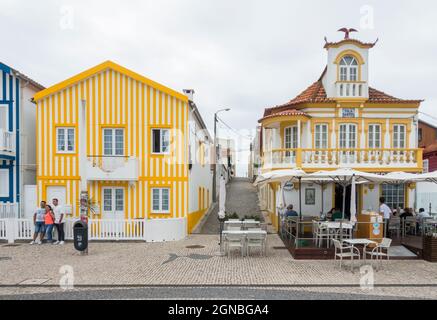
left=379, top=197, right=392, bottom=238
left=52, top=198, right=65, bottom=245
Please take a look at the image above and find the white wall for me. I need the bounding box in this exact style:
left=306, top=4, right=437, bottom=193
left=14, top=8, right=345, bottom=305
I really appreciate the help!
left=188, top=112, right=213, bottom=214
left=282, top=182, right=333, bottom=216
left=416, top=182, right=437, bottom=214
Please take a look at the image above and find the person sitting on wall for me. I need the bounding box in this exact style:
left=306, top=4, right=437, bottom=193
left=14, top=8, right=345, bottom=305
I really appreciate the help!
left=285, top=205, right=298, bottom=218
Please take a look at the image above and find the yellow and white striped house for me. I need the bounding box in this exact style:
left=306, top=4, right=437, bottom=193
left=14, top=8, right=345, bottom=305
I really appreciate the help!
left=33, top=61, right=212, bottom=240
left=257, top=33, right=423, bottom=229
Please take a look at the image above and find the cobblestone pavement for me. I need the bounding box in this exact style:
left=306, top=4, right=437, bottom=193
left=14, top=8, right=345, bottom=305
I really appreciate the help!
left=1, top=234, right=437, bottom=299
left=199, top=178, right=264, bottom=234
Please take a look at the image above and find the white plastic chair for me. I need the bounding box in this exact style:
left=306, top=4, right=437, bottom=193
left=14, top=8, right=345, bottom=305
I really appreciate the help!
left=313, top=222, right=331, bottom=248
left=365, top=238, right=392, bottom=270
left=332, top=239, right=361, bottom=272
left=388, top=217, right=401, bottom=238
left=225, top=233, right=246, bottom=257
left=246, top=233, right=266, bottom=256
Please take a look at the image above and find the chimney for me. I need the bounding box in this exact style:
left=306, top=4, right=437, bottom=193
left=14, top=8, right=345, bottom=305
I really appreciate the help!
left=183, top=89, right=195, bottom=101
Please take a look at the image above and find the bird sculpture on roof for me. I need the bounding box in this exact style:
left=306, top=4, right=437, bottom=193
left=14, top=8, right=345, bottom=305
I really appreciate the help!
left=338, top=28, right=358, bottom=39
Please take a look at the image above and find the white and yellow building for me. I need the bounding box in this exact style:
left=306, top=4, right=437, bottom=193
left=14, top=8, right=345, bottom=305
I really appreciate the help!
left=257, top=33, right=423, bottom=229
left=33, top=61, right=212, bottom=240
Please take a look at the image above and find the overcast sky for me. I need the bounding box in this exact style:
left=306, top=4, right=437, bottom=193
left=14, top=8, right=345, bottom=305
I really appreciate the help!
left=1, top=0, right=437, bottom=175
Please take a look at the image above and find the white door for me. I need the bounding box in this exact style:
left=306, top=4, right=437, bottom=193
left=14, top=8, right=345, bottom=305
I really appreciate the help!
left=46, top=186, right=67, bottom=208
left=23, top=185, right=37, bottom=219
left=102, top=187, right=125, bottom=220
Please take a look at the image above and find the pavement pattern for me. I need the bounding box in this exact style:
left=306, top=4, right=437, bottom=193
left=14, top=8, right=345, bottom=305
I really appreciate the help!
left=1, top=234, right=437, bottom=299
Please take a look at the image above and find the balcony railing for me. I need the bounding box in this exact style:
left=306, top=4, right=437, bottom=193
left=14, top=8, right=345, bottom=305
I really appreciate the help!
left=262, top=148, right=423, bottom=170
left=86, top=156, right=139, bottom=181
left=336, top=81, right=367, bottom=98
left=0, top=129, right=15, bottom=154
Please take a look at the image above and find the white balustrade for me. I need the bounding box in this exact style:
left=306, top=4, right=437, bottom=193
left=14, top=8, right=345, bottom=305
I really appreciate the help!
left=0, top=129, right=15, bottom=152
left=263, top=148, right=421, bottom=170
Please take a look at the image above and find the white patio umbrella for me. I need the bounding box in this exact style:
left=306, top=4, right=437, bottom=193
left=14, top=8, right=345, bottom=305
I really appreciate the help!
left=308, top=168, right=390, bottom=220
left=218, top=175, right=226, bottom=219
left=412, top=171, right=437, bottom=184
left=254, top=169, right=307, bottom=218
left=383, top=171, right=419, bottom=184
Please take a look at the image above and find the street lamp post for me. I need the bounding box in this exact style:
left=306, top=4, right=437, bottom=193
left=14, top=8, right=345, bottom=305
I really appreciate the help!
left=213, top=108, right=231, bottom=203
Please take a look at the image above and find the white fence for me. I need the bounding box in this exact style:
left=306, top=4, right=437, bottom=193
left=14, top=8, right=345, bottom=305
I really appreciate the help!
left=0, top=203, right=18, bottom=219
left=0, top=218, right=187, bottom=243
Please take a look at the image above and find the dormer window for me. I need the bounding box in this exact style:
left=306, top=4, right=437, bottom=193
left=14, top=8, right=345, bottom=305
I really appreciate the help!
left=339, top=56, right=358, bottom=81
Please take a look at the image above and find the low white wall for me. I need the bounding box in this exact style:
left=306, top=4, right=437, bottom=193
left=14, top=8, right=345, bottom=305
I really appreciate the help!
left=144, top=218, right=187, bottom=242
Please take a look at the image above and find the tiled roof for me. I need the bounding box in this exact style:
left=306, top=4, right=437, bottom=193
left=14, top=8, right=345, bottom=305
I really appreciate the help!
left=261, top=69, right=423, bottom=120
left=324, top=38, right=377, bottom=49
left=0, top=62, right=45, bottom=90
left=260, top=109, right=309, bottom=122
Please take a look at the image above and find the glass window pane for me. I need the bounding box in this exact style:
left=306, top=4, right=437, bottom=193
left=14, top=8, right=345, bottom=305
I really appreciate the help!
left=67, top=129, right=75, bottom=151
left=57, top=128, right=65, bottom=151
left=152, top=129, right=160, bottom=153
left=161, top=130, right=170, bottom=153
left=115, top=189, right=124, bottom=211
left=162, top=189, right=169, bottom=211
left=104, top=129, right=113, bottom=155
left=152, top=189, right=160, bottom=211
left=115, top=129, right=124, bottom=155
left=103, top=189, right=112, bottom=211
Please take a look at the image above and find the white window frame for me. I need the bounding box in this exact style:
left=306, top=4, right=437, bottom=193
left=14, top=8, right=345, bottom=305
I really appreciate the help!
left=151, top=128, right=171, bottom=155
left=423, top=159, right=429, bottom=174
left=56, top=127, right=75, bottom=154
left=0, top=169, right=9, bottom=198
left=315, top=124, right=328, bottom=149
left=103, top=128, right=125, bottom=156
left=393, top=124, right=406, bottom=149
left=102, top=187, right=125, bottom=213
left=368, top=124, right=381, bottom=149
left=339, top=56, right=359, bottom=81
left=339, top=124, right=357, bottom=149
left=151, top=187, right=170, bottom=213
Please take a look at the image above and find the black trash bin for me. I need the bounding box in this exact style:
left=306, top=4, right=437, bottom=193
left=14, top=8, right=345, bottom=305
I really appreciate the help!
left=73, top=220, right=88, bottom=252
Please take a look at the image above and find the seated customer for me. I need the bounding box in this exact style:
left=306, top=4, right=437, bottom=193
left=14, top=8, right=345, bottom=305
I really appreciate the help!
left=400, top=207, right=414, bottom=219
left=285, top=205, right=298, bottom=218
left=331, top=208, right=342, bottom=221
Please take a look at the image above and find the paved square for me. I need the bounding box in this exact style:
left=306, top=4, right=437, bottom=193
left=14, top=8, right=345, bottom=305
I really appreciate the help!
left=1, top=234, right=437, bottom=299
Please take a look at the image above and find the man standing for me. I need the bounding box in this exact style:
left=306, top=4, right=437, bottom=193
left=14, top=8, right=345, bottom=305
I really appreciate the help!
left=52, top=198, right=65, bottom=245
left=379, top=197, right=392, bottom=238
left=30, top=201, right=46, bottom=245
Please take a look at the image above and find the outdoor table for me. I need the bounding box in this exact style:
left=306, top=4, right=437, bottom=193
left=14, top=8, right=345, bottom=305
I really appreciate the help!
left=342, top=238, right=377, bottom=262
left=221, top=230, right=267, bottom=256
left=224, top=220, right=260, bottom=230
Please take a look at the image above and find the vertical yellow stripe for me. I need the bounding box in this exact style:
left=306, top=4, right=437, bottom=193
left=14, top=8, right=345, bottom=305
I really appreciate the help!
left=97, top=74, right=102, bottom=156
left=130, top=78, right=134, bottom=156
left=92, top=76, right=96, bottom=156
left=86, top=79, right=90, bottom=155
